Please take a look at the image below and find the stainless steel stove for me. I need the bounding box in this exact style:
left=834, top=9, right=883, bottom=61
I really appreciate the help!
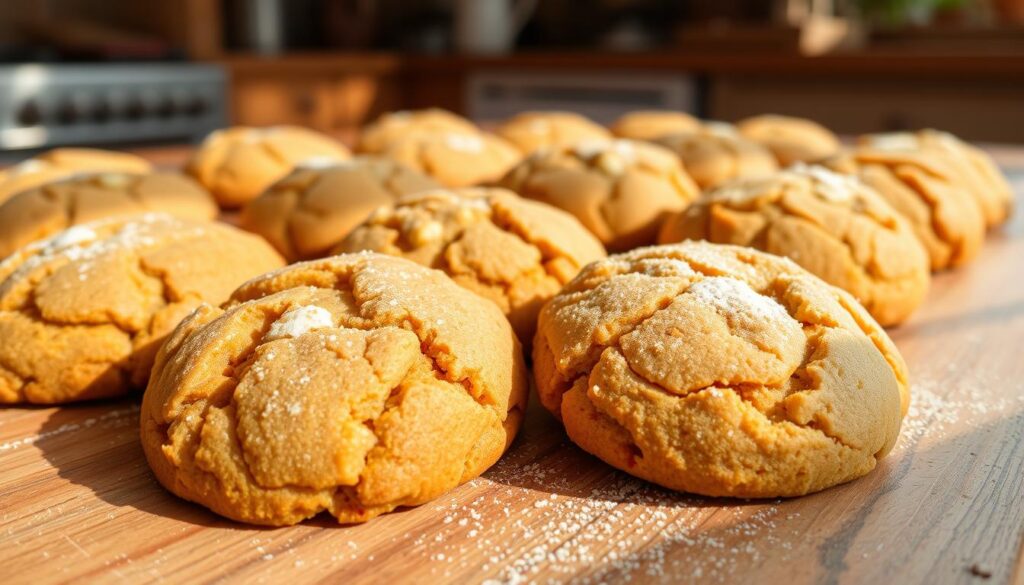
left=0, top=63, right=227, bottom=155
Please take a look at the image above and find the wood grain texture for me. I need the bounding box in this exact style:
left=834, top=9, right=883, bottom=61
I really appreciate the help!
left=0, top=154, right=1022, bottom=585
left=402, top=52, right=1024, bottom=79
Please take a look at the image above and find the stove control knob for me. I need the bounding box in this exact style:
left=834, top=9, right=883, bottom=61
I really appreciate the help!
left=17, top=100, right=42, bottom=127
left=91, top=100, right=112, bottom=123
left=184, top=95, right=208, bottom=117
left=56, top=99, right=80, bottom=125
left=156, top=96, right=176, bottom=119
left=125, top=97, right=145, bottom=120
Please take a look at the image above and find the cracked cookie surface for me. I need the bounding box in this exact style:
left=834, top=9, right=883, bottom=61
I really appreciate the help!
left=187, top=126, right=351, bottom=208
left=335, top=188, right=606, bottom=344
left=859, top=130, right=1014, bottom=227
left=610, top=110, right=702, bottom=141
left=498, top=140, right=699, bottom=252
left=356, top=109, right=479, bottom=155
left=655, top=127, right=778, bottom=189
left=0, top=214, right=285, bottom=404
left=658, top=164, right=929, bottom=326
left=141, top=253, right=528, bottom=526
left=240, top=157, right=440, bottom=261
left=533, top=241, right=908, bottom=498
left=0, top=148, right=152, bottom=204
left=383, top=131, right=521, bottom=188
left=0, top=172, right=217, bottom=259
left=826, top=146, right=985, bottom=270
left=737, top=115, right=841, bottom=166
left=494, top=111, right=611, bottom=154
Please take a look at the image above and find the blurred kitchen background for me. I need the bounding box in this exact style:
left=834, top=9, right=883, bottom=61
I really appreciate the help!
left=1, top=0, right=1023, bottom=157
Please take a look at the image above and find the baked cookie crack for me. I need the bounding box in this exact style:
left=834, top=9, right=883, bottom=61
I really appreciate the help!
left=535, top=242, right=908, bottom=497
left=144, top=253, right=525, bottom=525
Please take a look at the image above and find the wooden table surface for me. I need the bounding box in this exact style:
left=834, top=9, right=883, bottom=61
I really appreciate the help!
left=1, top=150, right=1023, bottom=585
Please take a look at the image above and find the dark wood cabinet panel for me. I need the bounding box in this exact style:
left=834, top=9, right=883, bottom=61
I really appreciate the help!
left=709, top=75, right=1024, bottom=142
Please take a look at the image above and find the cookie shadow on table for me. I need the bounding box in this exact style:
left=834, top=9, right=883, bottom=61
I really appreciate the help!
left=483, top=400, right=761, bottom=511
left=574, top=407, right=1024, bottom=584
left=33, top=398, right=271, bottom=531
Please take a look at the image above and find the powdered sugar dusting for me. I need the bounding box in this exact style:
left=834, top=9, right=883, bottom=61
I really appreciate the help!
left=0, top=405, right=139, bottom=452
left=639, top=258, right=698, bottom=279
left=457, top=194, right=494, bottom=212
left=609, top=140, right=637, bottom=161
left=445, top=134, right=485, bottom=153
left=265, top=305, right=334, bottom=341
left=240, top=127, right=281, bottom=143
left=413, top=220, right=444, bottom=244
left=0, top=213, right=178, bottom=276
left=573, top=139, right=636, bottom=163
left=572, top=140, right=610, bottom=160
left=96, top=173, right=132, bottom=188
left=526, top=119, right=549, bottom=134
left=46, top=225, right=98, bottom=253
left=687, top=276, right=789, bottom=325
left=864, top=133, right=920, bottom=152
left=570, top=139, right=642, bottom=176
left=3, top=345, right=1019, bottom=582
left=782, top=163, right=860, bottom=203
left=297, top=156, right=348, bottom=170
left=705, top=179, right=762, bottom=205
left=369, top=191, right=496, bottom=246
left=929, top=130, right=964, bottom=153
left=394, top=365, right=1023, bottom=583
left=7, top=158, right=48, bottom=177
left=703, top=121, right=739, bottom=137
left=392, top=430, right=804, bottom=584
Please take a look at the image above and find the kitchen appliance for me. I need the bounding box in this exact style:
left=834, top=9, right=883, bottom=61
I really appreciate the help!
left=0, top=63, right=227, bottom=156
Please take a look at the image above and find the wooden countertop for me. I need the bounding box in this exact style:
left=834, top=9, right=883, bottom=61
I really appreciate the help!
left=1, top=150, right=1023, bottom=584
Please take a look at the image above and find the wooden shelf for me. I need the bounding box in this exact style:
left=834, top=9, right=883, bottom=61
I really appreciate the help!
left=402, top=50, right=1024, bottom=78
left=217, top=52, right=404, bottom=75
left=203, top=48, right=1024, bottom=78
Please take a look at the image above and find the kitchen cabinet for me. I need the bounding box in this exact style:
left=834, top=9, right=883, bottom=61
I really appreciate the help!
left=709, top=74, right=1024, bottom=142
left=223, top=54, right=403, bottom=134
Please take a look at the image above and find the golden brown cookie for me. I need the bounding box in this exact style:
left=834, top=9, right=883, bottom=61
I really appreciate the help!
left=336, top=188, right=606, bottom=343
left=737, top=115, right=841, bottom=166
left=859, top=130, right=1014, bottom=227
left=533, top=241, right=909, bottom=498
left=141, top=253, right=528, bottom=526
left=610, top=110, right=702, bottom=141
left=239, top=158, right=441, bottom=261
left=356, top=108, right=479, bottom=155
left=187, top=126, right=351, bottom=208
left=383, top=131, right=521, bottom=188
left=658, top=164, right=929, bottom=326
left=498, top=140, right=699, bottom=251
left=494, top=111, right=612, bottom=154
left=0, top=148, right=152, bottom=203
left=0, top=172, right=218, bottom=259
left=826, top=147, right=985, bottom=270
left=655, top=128, right=779, bottom=189
left=0, top=214, right=285, bottom=404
